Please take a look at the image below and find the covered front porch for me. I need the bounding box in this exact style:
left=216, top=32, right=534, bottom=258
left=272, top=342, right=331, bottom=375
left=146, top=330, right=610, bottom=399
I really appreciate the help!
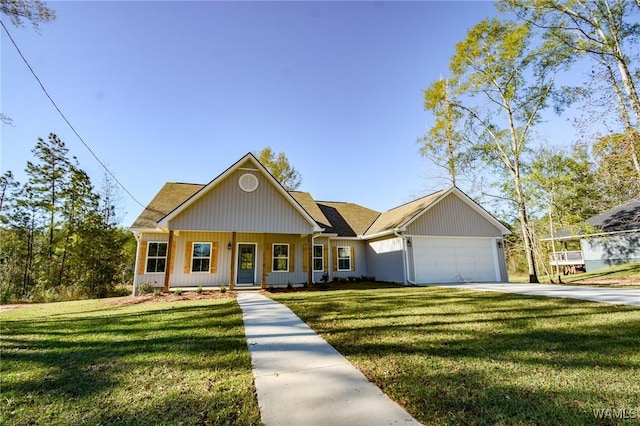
left=157, top=230, right=320, bottom=291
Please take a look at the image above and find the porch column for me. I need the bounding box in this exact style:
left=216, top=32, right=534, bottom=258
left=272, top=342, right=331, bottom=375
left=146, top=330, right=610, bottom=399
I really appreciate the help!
left=229, top=231, right=237, bottom=290
left=307, top=234, right=313, bottom=286
left=163, top=230, right=174, bottom=292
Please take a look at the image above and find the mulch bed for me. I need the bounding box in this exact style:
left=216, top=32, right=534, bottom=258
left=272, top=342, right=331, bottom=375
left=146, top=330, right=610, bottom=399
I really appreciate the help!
left=106, top=291, right=237, bottom=307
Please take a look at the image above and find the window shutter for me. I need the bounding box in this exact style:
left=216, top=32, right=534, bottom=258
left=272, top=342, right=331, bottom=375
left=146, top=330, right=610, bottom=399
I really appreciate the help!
left=210, top=242, right=218, bottom=273
left=169, top=240, right=176, bottom=274
left=290, top=243, right=295, bottom=272
left=264, top=238, right=272, bottom=273
left=303, top=244, right=309, bottom=272
left=332, top=246, right=338, bottom=271
left=351, top=246, right=356, bottom=271
left=184, top=241, right=193, bottom=274
left=138, top=241, right=148, bottom=275
left=323, top=244, right=328, bottom=272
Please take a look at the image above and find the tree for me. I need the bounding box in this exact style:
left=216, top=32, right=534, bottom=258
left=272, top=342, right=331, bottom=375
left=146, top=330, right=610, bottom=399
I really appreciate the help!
left=423, top=19, right=563, bottom=283
left=1, top=133, right=135, bottom=301
left=503, top=0, right=640, bottom=177
left=592, top=130, right=640, bottom=205
left=24, top=133, right=72, bottom=259
left=419, top=78, right=471, bottom=186
left=0, top=0, right=56, bottom=30
left=256, top=147, right=302, bottom=191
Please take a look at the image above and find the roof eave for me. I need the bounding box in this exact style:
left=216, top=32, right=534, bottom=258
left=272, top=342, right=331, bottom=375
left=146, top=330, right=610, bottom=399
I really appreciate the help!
left=157, top=153, right=322, bottom=232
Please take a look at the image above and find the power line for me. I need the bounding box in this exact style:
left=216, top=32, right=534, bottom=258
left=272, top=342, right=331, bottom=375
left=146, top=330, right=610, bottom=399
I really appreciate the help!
left=1, top=19, right=147, bottom=210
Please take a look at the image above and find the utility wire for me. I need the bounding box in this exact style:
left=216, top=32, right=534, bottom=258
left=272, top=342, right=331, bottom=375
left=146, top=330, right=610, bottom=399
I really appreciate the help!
left=1, top=19, right=147, bottom=210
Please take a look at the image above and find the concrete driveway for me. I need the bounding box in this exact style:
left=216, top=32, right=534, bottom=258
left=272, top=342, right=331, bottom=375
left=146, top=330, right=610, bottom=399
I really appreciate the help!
left=426, top=282, right=640, bottom=306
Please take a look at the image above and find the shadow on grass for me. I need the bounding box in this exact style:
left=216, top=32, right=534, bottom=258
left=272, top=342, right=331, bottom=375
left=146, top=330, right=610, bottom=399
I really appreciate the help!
left=272, top=287, right=640, bottom=425
left=1, top=299, right=261, bottom=425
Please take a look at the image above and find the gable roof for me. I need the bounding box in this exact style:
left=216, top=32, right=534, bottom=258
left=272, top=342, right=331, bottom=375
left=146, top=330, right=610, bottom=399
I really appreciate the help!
left=130, top=182, right=204, bottom=230
left=159, top=153, right=322, bottom=232
left=541, top=198, right=640, bottom=241
left=316, top=201, right=380, bottom=237
left=289, top=192, right=380, bottom=236
left=364, top=189, right=449, bottom=236
left=130, top=156, right=507, bottom=238
left=587, top=199, right=640, bottom=233
left=363, top=187, right=509, bottom=238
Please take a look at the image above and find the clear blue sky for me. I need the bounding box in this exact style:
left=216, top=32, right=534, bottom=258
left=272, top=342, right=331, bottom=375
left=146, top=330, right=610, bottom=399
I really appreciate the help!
left=2, top=1, right=580, bottom=226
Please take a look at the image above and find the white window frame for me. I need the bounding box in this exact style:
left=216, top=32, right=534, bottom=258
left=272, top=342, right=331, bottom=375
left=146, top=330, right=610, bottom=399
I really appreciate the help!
left=272, top=243, right=289, bottom=272
left=191, top=242, right=212, bottom=273
left=313, top=244, right=324, bottom=272
left=337, top=246, right=351, bottom=271
left=146, top=241, right=168, bottom=274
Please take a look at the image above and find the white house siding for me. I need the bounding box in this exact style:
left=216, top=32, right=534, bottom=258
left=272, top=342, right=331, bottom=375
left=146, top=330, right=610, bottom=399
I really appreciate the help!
left=165, top=232, right=315, bottom=287
left=135, top=232, right=170, bottom=289
left=580, top=233, right=640, bottom=272
left=169, top=166, right=315, bottom=234
left=263, top=233, right=311, bottom=287
left=407, top=193, right=503, bottom=237
left=329, top=239, right=367, bottom=279
left=365, top=237, right=405, bottom=283
left=168, top=231, right=232, bottom=287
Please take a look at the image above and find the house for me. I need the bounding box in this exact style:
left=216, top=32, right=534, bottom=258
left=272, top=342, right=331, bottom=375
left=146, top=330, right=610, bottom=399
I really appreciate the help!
left=544, top=199, right=640, bottom=274
left=129, top=153, right=510, bottom=293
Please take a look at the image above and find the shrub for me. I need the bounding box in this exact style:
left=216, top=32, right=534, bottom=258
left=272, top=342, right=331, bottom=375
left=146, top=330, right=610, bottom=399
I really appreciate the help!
left=339, top=277, right=348, bottom=284
left=321, top=273, right=329, bottom=283
left=153, top=289, right=161, bottom=296
left=220, top=284, right=227, bottom=293
left=195, top=285, right=203, bottom=294
left=138, top=282, right=154, bottom=295
left=174, top=288, right=183, bottom=296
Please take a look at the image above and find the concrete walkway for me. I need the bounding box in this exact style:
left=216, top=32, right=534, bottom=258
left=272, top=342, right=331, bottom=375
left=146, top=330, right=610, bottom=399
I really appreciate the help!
left=427, top=282, right=640, bottom=306
left=237, top=291, right=421, bottom=426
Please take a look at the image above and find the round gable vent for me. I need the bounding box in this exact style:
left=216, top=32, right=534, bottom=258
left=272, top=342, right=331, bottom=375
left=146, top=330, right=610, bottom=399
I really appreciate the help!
left=239, top=173, right=259, bottom=192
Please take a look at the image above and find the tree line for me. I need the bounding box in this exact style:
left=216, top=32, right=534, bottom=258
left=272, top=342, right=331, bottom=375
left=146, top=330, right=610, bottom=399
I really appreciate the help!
left=419, top=0, right=640, bottom=282
left=0, top=134, right=136, bottom=302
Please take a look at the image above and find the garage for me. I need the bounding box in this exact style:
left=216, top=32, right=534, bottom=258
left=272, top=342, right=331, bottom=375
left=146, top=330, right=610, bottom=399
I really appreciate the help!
left=410, top=236, right=499, bottom=283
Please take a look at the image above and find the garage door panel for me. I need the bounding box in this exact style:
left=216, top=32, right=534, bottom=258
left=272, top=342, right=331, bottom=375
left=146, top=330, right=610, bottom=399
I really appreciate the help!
left=412, top=237, right=496, bottom=283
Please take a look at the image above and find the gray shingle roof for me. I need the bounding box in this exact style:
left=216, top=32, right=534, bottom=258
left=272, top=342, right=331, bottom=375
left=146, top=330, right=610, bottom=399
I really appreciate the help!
left=130, top=182, right=204, bottom=230
left=587, top=199, right=640, bottom=233
left=130, top=181, right=480, bottom=239
left=364, top=189, right=448, bottom=236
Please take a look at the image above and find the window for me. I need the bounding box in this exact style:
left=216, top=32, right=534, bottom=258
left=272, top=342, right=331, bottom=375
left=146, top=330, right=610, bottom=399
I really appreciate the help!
left=146, top=242, right=168, bottom=273
left=313, top=244, right=324, bottom=272
left=272, top=244, right=289, bottom=272
left=192, top=243, right=211, bottom=272
left=337, top=246, right=351, bottom=271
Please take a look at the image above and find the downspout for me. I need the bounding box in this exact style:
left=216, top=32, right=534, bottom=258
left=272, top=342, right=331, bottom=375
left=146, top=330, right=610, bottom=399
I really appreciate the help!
left=394, top=229, right=416, bottom=285
left=132, top=232, right=141, bottom=296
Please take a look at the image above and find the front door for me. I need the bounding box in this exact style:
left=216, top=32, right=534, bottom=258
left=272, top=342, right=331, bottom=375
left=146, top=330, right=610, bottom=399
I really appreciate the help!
left=237, top=244, right=256, bottom=285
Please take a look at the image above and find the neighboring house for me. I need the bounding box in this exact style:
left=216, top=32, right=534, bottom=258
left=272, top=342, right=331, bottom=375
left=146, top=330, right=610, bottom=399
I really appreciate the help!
left=129, top=153, right=510, bottom=293
left=544, top=199, right=640, bottom=274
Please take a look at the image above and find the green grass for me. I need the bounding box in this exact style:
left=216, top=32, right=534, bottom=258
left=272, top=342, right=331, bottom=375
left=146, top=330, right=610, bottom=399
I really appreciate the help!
left=270, top=287, right=640, bottom=425
left=560, top=262, right=640, bottom=285
left=1, top=297, right=262, bottom=426
left=510, top=262, right=640, bottom=287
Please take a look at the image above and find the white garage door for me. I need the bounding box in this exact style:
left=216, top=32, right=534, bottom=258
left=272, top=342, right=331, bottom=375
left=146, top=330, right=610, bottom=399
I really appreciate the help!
left=411, top=237, right=497, bottom=283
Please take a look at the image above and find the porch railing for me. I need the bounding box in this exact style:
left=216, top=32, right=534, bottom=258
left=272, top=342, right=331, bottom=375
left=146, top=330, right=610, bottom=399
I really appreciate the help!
left=549, top=250, right=584, bottom=266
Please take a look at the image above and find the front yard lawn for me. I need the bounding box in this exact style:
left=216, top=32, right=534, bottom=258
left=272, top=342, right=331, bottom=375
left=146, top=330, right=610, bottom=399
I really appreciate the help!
left=270, top=287, right=640, bottom=425
left=1, top=297, right=262, bottom=426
